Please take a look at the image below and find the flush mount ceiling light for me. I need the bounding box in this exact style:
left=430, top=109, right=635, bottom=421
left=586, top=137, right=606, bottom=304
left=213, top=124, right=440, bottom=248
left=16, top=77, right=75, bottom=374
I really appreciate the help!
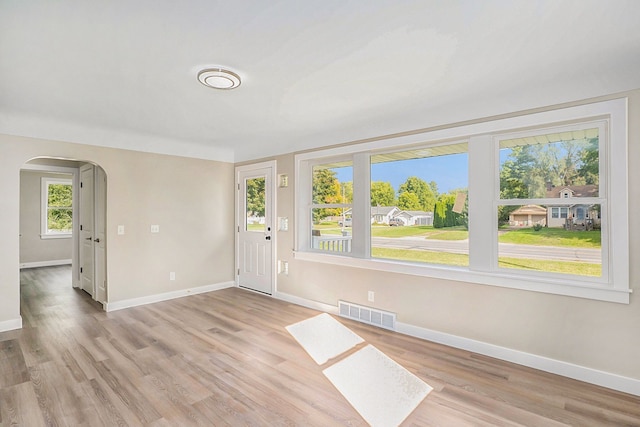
left=197, top=67, right=241, bottom=90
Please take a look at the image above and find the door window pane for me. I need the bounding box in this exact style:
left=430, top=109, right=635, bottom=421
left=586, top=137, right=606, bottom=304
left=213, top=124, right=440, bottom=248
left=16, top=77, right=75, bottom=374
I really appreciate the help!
left=245, top=177, right=265, bottom=232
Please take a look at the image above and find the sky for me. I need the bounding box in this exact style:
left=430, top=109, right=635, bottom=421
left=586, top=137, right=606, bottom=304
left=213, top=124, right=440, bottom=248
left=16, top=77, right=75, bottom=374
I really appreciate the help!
left=335, top=153, right=469, bottom=194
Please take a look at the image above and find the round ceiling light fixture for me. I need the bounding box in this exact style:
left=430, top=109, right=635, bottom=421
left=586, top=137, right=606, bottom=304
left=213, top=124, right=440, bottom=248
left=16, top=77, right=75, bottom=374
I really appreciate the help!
left=197, top=67, right=241, bottom=90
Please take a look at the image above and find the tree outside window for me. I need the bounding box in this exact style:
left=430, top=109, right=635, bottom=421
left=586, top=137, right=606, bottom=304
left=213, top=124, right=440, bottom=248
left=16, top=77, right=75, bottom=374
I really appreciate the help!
left=42, top=178, right=73, bottom=236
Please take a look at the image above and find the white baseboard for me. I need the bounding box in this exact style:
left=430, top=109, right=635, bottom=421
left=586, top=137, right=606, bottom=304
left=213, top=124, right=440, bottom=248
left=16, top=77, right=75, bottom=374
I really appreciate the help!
left=273, top=291, right=339, bottom=315
left=20, top=259, right=72, bottom=269
left=0, top=317, right=22, bottom=333
left=273, top=291, right=640, bottom=397
left=396, top=322, right=640, bottom=397
left=105, top=281, right=235, bottom=312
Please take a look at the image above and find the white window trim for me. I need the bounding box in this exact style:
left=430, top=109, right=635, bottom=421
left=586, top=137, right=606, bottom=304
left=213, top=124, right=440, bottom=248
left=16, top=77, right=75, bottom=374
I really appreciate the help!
left=41, top=177, right=73, bottom=239
left=295, top=98, right=629, bottom=304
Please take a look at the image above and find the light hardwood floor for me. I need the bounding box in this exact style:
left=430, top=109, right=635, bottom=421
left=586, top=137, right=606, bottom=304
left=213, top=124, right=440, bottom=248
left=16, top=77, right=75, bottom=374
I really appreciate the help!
left=1, top=266, right=639, bottom=426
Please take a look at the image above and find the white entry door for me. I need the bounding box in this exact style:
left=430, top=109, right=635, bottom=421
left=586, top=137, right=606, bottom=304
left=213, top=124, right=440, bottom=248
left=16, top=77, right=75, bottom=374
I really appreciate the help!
left=237, top=163, right=275, bottom=294
left=79, top=164, right=95, bottom=297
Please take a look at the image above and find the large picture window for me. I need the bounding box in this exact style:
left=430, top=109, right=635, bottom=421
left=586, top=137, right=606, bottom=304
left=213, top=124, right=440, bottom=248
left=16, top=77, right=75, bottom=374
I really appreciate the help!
left=295, top=98, right=629, bottom=303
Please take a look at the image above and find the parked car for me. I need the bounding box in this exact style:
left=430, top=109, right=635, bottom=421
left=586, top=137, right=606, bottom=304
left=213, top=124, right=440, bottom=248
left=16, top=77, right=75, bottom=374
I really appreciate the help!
left=389, top=218, right=404, bottom=226
left=338, top=218, right=352, bottom=227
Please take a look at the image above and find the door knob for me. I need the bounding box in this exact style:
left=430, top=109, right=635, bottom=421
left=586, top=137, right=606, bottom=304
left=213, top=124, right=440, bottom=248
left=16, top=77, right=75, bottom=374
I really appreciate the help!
left=94, top=238, right=100, bottom=243
left=265, top=236, right=271, bottom=240
left=85, top=237, right=92, bottom=240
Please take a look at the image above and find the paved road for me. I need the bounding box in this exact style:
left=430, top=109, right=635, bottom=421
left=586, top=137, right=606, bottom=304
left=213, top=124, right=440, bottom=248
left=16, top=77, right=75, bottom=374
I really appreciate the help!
left=371, top=237, right=601, bottom=263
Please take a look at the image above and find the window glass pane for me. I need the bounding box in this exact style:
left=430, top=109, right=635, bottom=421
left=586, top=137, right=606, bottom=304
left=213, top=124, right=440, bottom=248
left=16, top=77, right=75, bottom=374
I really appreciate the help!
left=499, top=128, right=599, bottom=199
left=311, top=162, right=352, bottom=253
left=245, top=177, right=265, bottom=232
left=370, top=143, right=469, bottom=267
left=311, top=209, right=352, bottom=253
left=47, top=208, right=73, bottom=233
left=498, top=204, right=601, bottom=277
left=48, top=183, right=72, bottom=207
left=312, top=162, right=352, bottom=205
left=46, top=182, right=72, bottom=233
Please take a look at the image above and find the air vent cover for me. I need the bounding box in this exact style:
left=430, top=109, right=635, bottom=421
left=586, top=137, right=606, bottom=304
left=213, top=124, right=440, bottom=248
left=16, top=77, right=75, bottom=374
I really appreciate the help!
left=338, top=300, right=396, bottom=331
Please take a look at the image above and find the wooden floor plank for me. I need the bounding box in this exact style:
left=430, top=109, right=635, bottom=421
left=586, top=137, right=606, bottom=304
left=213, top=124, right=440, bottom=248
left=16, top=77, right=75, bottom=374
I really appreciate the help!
left=1, top=265, right=639, bottom=426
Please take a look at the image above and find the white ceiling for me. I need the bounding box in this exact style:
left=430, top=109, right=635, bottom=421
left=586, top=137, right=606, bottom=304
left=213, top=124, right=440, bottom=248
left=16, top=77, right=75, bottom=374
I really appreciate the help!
left=1, top=0, right=639, bottom=163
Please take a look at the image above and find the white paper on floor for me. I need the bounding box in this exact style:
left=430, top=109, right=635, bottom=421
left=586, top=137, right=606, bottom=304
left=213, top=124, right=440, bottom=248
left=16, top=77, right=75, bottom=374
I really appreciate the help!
left=323, top=344, right=432, bottom=427
left=285, top=313, right=364, bottom=365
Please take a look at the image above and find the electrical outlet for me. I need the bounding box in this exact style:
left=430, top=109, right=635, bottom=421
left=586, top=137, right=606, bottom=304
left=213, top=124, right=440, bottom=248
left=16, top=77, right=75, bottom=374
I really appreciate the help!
left=151, top=224, right=160, bottom=233
left=368, top=291, right=375, bottom=302
left=117, top=225, right=125, bottom=235
left=283, top=261, right=289, bottom=275
left=169, top=272, right=176, bottom=281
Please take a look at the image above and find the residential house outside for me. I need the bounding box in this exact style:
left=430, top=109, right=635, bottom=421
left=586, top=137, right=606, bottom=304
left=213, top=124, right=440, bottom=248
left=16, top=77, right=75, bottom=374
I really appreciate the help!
left=394, top=210, right=434, bottom=226
left=371, top=206, right=400, bottom=224
left=509, top=204, right=547, bottom=227
left=546, top=184, right=600, bottom=229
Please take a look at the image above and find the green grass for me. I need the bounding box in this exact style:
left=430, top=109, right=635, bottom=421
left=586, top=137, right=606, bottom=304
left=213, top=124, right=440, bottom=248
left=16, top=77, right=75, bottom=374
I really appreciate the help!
left=498, top=227, right=601, bottom=248
left=372, top=225, right=468, bottom=239
left=313, top=222, right=469, bottom=240
left=498, top=257, right=601, bottom=276
left=370, top=225, right=432, bottom=238
left=422, top=229, right=469, bottom=241
left=372, top=247, right=600, bottom=276
left=315, top=222, right=598, bottom=249
left=372, top=247, right=469, bottom=266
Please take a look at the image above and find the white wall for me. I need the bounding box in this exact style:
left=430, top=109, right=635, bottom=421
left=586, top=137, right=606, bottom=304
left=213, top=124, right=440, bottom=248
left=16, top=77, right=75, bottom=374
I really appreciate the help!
left=0, top=136, right=235, bottom=329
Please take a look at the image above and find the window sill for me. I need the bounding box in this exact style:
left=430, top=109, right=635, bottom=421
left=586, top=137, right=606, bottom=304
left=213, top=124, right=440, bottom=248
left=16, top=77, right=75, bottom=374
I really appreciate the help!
left=293, top=251, right=630, bottom=304
left=40, top=234, right=72, bottom=240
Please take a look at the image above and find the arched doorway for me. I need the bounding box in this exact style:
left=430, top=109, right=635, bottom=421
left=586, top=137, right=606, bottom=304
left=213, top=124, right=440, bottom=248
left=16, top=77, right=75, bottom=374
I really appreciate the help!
left=20, top=157, right=108, bottom=307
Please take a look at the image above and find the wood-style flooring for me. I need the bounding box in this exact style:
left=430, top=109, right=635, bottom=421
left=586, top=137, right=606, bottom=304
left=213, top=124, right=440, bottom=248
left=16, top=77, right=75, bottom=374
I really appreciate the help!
left=1, top=266, right=639, bottom=426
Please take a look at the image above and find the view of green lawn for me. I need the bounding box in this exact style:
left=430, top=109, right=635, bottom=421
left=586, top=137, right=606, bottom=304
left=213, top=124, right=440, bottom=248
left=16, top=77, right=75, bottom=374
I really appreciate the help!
left=372, top=247, right=468, bottom=266
left=314, top=222, right=469, bottom=239
left=372, top=247, right=600, bottom=276
left=498, top=227, right=601, bottom=248
left=313, top=222, right=600, bottom=249
left=498, top=257, right=600, bottom=276
left=311, top=222, right=601, bottom=276
left=371, top=225, right=469, bottom=240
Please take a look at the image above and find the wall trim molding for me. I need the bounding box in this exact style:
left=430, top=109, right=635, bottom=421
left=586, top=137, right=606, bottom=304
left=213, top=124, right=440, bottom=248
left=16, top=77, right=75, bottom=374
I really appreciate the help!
left=0, top=317, right=22, bottom=333
left=20, top=259, right=72, bottom=269
left=273, top=291, right=339, bottom=315
left=396, top=322, right=640, bottom=397
left=273, top=291, right=640, bottom=397
left=104, top=281, right=235, bottom=312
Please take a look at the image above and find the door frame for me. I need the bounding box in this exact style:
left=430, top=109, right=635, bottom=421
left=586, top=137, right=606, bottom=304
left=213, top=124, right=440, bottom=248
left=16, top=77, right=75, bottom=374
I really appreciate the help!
left=20, top=159, right=108, bottom=307
left=235, top=160, right=277, bottom=295
left=79, top=163, right=95, bottom=297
